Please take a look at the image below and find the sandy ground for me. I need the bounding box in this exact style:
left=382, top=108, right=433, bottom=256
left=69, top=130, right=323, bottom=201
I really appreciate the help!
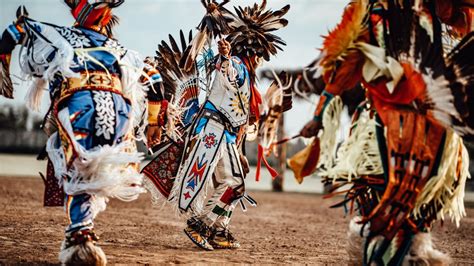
left=0, top=176, right=473, bottom=265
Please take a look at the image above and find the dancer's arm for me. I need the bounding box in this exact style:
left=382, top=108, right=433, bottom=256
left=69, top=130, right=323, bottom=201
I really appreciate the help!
left=141, top=59, right=166, bottom=147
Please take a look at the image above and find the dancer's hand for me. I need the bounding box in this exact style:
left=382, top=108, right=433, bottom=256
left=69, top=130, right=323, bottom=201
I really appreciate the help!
left=147, top=125, right=162, bottom=148
left=300, top=120, right=322, bottom=138
left=218, top=39, right=231, bottom=57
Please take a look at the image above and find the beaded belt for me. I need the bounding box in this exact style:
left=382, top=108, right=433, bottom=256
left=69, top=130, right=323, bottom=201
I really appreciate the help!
left=59, top=71, right=122, bottom=102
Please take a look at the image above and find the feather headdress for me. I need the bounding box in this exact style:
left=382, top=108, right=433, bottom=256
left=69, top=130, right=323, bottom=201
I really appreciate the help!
left=226, top=0, right=290, bottom=61
left=63, top=0, right=124, bottom=37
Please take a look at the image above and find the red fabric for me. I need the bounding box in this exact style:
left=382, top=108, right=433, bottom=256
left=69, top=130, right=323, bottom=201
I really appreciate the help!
left=249, top=84, right=262, bottom=121
left=365, top=62, right=426, bottom=107
left=157, top=100, right=168, bottom=127
left=241, top=57, right=262, bottom=121
left=220, top=187, right=237, bottom=205
left=256, top=144, right=279, bottom=182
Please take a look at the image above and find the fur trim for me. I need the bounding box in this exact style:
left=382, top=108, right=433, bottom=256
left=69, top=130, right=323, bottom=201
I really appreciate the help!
left=403, top=233, right=451, bottom=266
left=59, top=240, right=107, bottom=266
left=346, top=216, right=367, bottom=265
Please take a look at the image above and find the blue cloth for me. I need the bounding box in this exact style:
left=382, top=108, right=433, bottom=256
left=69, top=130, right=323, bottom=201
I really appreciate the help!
left=65, top=194, right=94, bottom=233
left=66, top=91, right=131, bottom=148
left=59, top=28, right=132, bottom=233
left=228, top=56, right=250, bottom=87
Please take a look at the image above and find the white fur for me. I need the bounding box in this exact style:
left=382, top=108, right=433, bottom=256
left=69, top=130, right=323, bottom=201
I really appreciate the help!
left=59, top=240, right=107, bottom=266
left=403, top=233, right=451, bottom=266
left=346, top=216, right=368, bottom=265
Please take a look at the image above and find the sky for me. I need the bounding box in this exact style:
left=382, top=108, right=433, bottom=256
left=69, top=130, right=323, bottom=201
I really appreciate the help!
left=0, top=0, right=349, bottom=135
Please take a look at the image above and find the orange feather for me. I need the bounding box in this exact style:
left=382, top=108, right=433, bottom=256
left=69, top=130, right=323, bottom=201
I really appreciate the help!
left=320, top=0, right=369, bottom=91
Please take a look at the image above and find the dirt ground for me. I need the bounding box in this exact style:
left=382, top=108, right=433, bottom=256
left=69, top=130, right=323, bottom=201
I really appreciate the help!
left=0, top=176, right=473, bottom=264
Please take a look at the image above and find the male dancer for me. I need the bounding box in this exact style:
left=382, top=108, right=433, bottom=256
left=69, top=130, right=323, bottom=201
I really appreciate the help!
left=0, top=1, right=165, bottom=264
left=165, top=1, right=290, bottom=251
left=299, top=0, right=473, bottom=264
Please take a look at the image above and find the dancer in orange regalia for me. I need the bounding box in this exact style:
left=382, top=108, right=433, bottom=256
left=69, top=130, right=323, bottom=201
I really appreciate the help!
left=297, top=0, right=473, bottom=264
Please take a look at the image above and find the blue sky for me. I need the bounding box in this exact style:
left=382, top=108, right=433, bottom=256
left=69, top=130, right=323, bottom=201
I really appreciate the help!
left=0, top=0, right=348, bottom=135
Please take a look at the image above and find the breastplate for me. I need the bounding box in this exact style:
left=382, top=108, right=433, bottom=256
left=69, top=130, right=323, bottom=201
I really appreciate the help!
left=207, top=60, right=250, bottom=127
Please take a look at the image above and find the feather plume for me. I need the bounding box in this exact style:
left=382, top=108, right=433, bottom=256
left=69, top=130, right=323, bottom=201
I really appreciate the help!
left=445, top=32, right=474, bottom=139
left=155, top=29, right=201, bottom=133
left=104, top=14, right=119, bottom=38
left=0, top=55, right=14, bottom=99
left=319, top=0, right=369, bottom=85
left=260, top=62, right=365, bottom=116
left=227, top=1, right=290, bottom=61
left=180, top=0, right=234, bottom=71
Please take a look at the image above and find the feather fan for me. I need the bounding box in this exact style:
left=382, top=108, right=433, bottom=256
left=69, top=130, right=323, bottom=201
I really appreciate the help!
left=180, top=0, right=234, bottom=71
left=155, top=30, right=201, bottom=128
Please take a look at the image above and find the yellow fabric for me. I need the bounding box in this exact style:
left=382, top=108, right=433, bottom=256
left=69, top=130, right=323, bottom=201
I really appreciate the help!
left=60, top=71, right=122, bottom=102
left=148, top=102, right=162, bottom=126
left=288, top=140, right=315, bottom=184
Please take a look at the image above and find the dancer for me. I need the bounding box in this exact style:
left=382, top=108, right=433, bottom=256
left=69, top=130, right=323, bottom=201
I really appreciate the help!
left=296, top=0, right=473, bottom=264
left=142, top=0, right=290, bottom=251
left=0, top=1, right=166, bottom=264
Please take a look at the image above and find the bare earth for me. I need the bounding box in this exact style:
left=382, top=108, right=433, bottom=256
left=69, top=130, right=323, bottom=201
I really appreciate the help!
left=0, top=176, right=473, bottom=264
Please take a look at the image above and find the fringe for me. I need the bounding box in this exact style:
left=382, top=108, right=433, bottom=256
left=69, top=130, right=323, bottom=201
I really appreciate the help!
left=20, top=19, right=79, bottom=82
left=320, top=108, right=383, bottom=182
left=119, top=50, right=149, bottom=143
left=47, top=108, right=146, bottom=210
left=168, top=136, right=224, bottom=218
left=413, top=130, right=470, bottom=227
left=142, top=175, right=168, bottom=207
left=18, top=20, right=79, bottom=109
left=164, top=98, right=187, bottom=142
left=25, top=78, right=48, bottom=111
left=317, top=96, right=343, bottom=169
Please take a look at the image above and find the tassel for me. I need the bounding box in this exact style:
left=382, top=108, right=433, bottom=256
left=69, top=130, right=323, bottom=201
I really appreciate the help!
left=256, top=144, right=279, bottom=181
left=239, top=198, right=247, bottom=212
left=244, top=193, right=258, bottom=206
